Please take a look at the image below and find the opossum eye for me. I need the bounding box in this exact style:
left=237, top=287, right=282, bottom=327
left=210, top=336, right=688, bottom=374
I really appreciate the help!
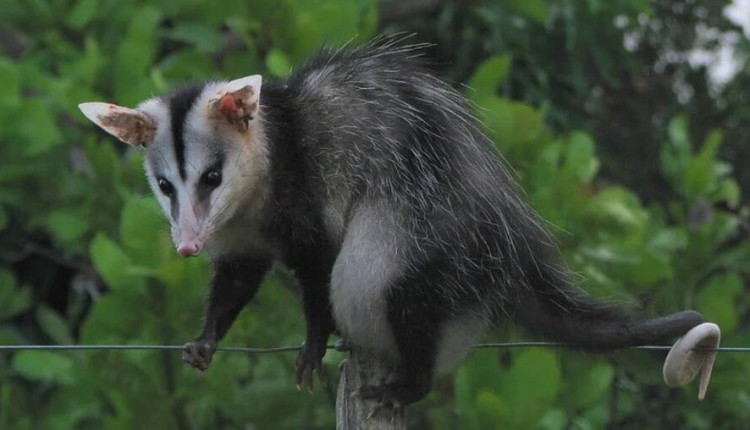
left=201, top=170, right=222, bottom=188
left=157, top=177, right=174, bottom=197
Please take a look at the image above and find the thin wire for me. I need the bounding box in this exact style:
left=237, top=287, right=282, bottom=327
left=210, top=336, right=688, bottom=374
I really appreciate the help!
left=0, top=345, right=300, bottom=353
left=0, top=342, right=744, bottom=353
left=472, top=342, right=675, bottom=351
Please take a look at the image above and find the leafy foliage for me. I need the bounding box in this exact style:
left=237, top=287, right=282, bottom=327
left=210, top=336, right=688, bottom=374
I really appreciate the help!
left=0, top=0, right=748, bottom=429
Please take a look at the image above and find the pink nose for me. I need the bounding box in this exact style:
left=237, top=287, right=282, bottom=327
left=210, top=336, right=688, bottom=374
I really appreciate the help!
left=177, top=242, right=201, bottom=257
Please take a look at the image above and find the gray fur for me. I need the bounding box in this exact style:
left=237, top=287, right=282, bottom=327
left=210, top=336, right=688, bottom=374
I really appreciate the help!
left=330, top=201, right=405, bottom=360
left=87, top=39, right=704, bottom=404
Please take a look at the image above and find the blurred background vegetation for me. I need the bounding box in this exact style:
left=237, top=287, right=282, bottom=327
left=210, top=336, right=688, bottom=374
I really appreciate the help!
left=1, top=0, right=749, bottom=428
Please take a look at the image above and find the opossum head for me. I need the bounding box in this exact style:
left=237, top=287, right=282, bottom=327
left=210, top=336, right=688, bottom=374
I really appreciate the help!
left=79, top=75, right=268, bottom=257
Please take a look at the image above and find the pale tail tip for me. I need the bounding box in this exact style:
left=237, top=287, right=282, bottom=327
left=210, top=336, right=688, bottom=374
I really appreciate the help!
left=662, top=322, right=720, bottom=400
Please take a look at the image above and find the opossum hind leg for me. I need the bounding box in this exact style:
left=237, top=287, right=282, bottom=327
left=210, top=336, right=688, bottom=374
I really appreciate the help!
left=329, top=202, right=403, bottom=361
left=330, top=203, right=449, bottom=406
left=355, top=268, right=449, bottom=408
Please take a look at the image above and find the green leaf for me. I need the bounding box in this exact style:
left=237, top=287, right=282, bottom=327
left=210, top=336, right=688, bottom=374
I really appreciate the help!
left=166, top=23, right=225, bottom=53
left=38, top=387, right=103, bottom=430
left=114, top=7, right=161, bottom=105
left=265, top=49, right=292, bottom=78
left=222, top=51, right=262, bottom=78
left=44, top=208, right=89, bottom=244
left=631, top=248, right=674, bottom=288
left=534, top=409, right=568, bottom=430
left=36, top=306, right=74, bottom=345
left=0, top=58, right=20, bottom=108
left=0, top=326, right=20, bottom=346
left=453, top=349, right=507, bottom=430
left=566, top=362, right=614, bottom=409
left=0, top=270, right=31, bottom=321
left=668, top=115, right=691, bottom=158
left=475, top=390, right=507, bottom=427
left=360, top=0, right=379, bottom=36
left=586, top=187, right=647, bottom=233
left=89, top=233, right=143, bottom=294
left=579, top=244, right=640, bottom=265
left=504, top=0, right=550, bottom=23
left=80, top=295, right=144, bottom=343
left=289, top=1, right=376, bottom=61
left=714, top=179, right=741, bottom=206
left=574, top=404, right=610, bottom=430
left=697, top=273, right=743, bottom=333
left=467, top=55, right=512, bottom=102
left=684, top=130, right=723, bottom=199
left=454, top=367, right=481, bottom=430
left=157, top=256, right=210, bottom=290
left=10, top=99, right=63, bottom=156
left=61, top=36, right=103, bottom=85
left=65, top=0, right=98, bottom=29
left=225, top=16, right=259, bottom=47
left=648, top=228, right=688, bottom=253
left=563, top=132, right=599, bottom=183
left=503, top=349, right=561, bottom=427
left=12, top=350, right=74, bottom=384
left=661, top=115, right=692, bottom=186
left=480, top=97, right=545, bottom=159
left=159, top=51, right=217, bottom=82
left=119, top=196, right=169, bottom=264
left=697, top=130, right=723, bottom=162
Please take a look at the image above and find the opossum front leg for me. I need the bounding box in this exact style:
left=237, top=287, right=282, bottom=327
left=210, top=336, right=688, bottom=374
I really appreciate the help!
left=295, top=267, right=335, bottom=390
left=183, top=256, right=272, bottom=370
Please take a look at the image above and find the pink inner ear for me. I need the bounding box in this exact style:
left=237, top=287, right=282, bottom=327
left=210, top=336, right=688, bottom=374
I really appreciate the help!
left=218, top=90, right=256, bottom=124
left=219, top=94, right=239, bottom=117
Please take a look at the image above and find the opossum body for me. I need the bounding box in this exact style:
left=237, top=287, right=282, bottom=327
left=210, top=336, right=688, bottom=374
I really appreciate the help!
left=79, top=41, right=704, bottom=406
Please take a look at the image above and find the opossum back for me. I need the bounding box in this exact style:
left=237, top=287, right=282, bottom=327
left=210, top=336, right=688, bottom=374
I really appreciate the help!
left=284, top=42, right=555, bottom=290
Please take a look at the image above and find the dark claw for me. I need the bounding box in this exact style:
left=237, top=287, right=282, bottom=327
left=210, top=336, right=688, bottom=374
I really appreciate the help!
left=183, top=340, right=217, bottom=371
left=317, top=365, right=329, bottom=386
left=295, top=341, right=328, bottom=392
left=296, top=357, right=315, bottom=392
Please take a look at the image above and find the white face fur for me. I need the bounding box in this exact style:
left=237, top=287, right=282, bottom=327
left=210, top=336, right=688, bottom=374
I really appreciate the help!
left=79, top=75, right=268, bottom=257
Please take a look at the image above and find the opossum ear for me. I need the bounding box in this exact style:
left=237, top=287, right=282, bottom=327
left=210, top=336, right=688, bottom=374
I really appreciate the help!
left=78, top=102, right=156, bottom=147
left=212, top=75, right=262, bottom=132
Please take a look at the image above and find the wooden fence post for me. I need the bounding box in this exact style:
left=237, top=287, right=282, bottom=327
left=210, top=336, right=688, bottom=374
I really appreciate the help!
left=336, top=348, right=406, bottom=430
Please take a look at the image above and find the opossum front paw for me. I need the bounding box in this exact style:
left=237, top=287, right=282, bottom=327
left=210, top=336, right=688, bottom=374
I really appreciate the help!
left=295, top=341, right=328, bottom=392
left=182, top=340, right=216, bottom=371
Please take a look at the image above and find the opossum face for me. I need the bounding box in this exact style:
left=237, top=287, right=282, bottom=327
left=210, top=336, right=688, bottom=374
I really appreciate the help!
left=79, top=76, right=268, bottom=257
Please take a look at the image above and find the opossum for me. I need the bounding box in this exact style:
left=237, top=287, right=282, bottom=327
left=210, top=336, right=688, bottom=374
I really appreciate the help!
left=79, top=40, right=705, bottom=407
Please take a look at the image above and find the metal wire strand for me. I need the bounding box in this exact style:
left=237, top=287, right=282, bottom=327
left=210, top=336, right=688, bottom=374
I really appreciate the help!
left=0, top=343, right=743, bottom=353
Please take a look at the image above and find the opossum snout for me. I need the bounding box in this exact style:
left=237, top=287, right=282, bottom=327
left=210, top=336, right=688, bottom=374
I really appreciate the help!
left=177, top=241, right=202, bottom=257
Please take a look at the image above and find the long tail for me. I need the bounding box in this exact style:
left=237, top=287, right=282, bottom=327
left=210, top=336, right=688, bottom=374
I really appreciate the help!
left=516, top=264, right=705, bottom=349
